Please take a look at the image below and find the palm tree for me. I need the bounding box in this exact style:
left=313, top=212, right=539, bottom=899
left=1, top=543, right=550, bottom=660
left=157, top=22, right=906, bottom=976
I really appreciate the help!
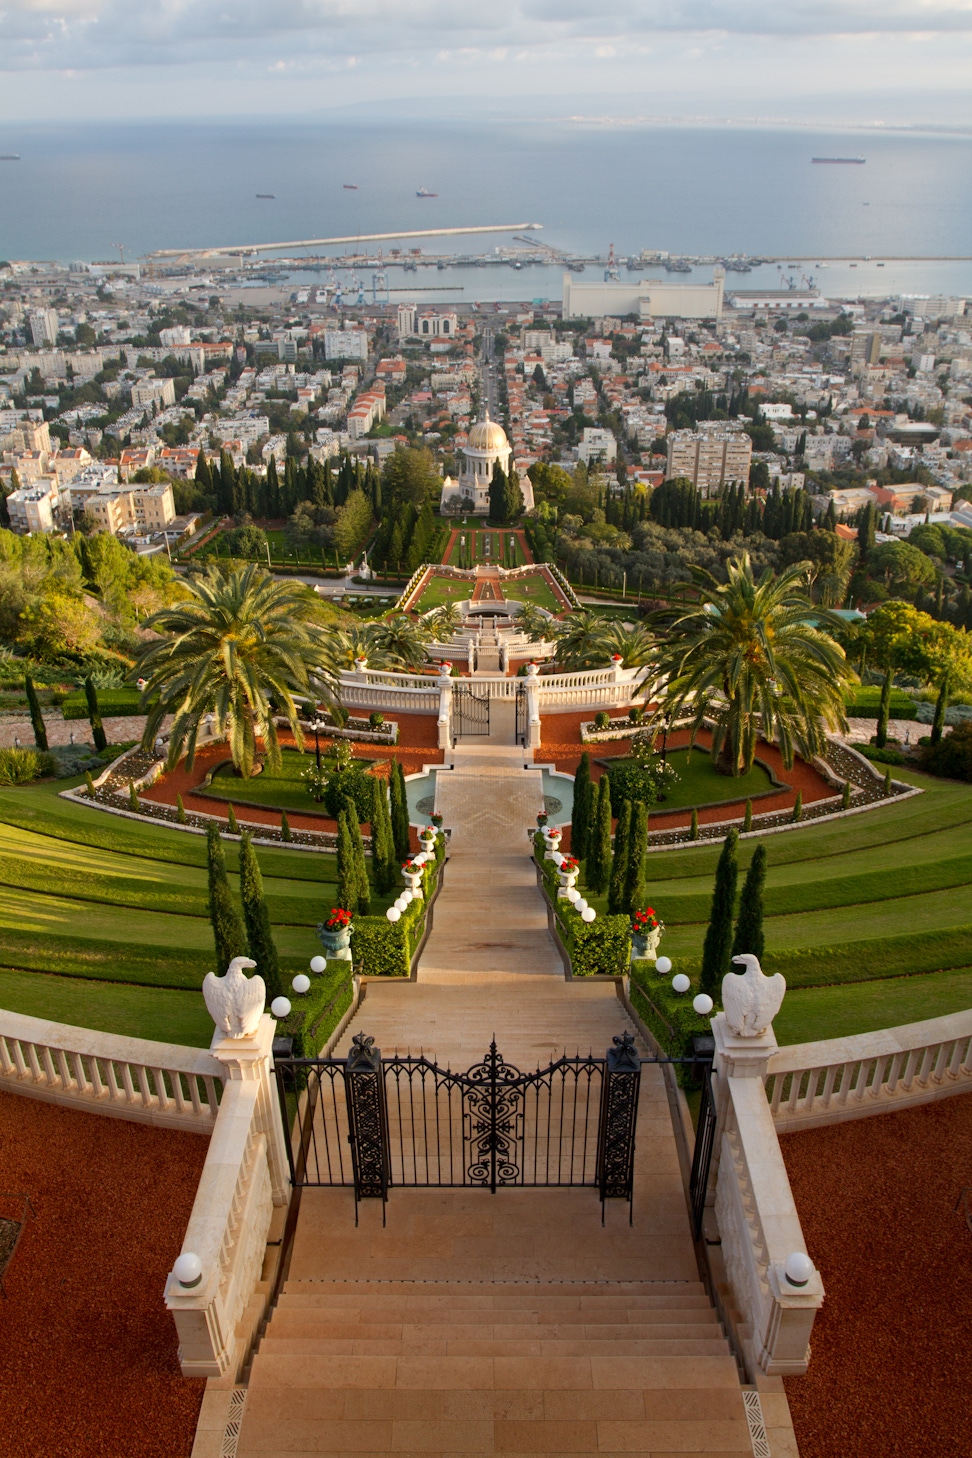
left=598, top=620, right=656, bottom=670
left=513, top=603, right=553, bottom=643
left=424, top=602, right=463, bottom=641
left=650, top=553, right=852, bottom=776
left=136, top=564, right=340, bottom=778
left=330, top=622, right=396, bottom=671
left=370, top=613, right=431, bottom=671
left=553, top=609, right=613, bottom=670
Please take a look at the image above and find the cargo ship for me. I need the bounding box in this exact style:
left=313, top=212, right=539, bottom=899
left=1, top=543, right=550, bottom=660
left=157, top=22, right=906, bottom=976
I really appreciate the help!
left=416, top=188, right=438, bottom=198
left=255, top=193, right=274, bottom=198
left=0, top=154, right=20, bottom=161
left=812, top=156, right=865, bottom=164
left=343, top=183, right=358, bottom=190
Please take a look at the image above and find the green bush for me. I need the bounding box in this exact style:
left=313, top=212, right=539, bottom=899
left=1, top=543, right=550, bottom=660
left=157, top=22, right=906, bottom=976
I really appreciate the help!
left=349, top=835, right=444, bottom=976
left=918, top=722, right=972, bottom=783
left=842, top=687, right=917, bottom=720
left=629, top=964, right=714, bottom=1066
left=594, top=710, right=610, bottom=731
left=61, top=688, right=146, bottom=720
left=280, top=963, right=354, bottom=1058
left=0, top=747, right=55, bottom=786
left=534, top=836, right=630, bottom=975
left=857, top=743, right=906, bottom=766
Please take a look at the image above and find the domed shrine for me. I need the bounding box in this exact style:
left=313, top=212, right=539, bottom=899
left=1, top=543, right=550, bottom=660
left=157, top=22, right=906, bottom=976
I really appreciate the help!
left=440, top=412, right=534, bottom=514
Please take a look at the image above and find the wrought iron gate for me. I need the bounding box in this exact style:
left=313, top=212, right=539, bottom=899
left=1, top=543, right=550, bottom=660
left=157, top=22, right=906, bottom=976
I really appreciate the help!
left=453, top=684, right=490, bottom=740
left=515, top=684, right=527, bottom=746
left=274, top=1030, right=716, bottom=1226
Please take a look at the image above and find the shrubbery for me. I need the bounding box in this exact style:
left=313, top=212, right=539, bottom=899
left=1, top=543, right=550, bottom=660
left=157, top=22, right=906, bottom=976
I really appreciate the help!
left=0, top=747, right=54, bottom=785
left=918, top=722, right=972, bottom=783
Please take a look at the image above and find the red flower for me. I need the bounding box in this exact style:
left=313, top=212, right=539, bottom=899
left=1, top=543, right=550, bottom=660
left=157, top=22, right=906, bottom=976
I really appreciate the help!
left=325, top=907, right=353, bottom=930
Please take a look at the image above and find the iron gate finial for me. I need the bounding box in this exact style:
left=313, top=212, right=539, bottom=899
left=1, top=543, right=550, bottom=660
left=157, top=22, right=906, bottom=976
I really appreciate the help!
left=347, top=1031, right=381, bottom=1072
left=607, top=1030, right=640, bottom=1072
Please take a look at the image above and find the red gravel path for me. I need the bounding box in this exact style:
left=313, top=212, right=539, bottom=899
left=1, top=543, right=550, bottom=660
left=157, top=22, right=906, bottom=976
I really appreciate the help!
left=781, top=1095, right=972, bottom=1458
left=0, top=1091, right=208, bottom=1458
left=140, top=713, right=443, bottom=837
left=537, top=713, right=833, bottom=830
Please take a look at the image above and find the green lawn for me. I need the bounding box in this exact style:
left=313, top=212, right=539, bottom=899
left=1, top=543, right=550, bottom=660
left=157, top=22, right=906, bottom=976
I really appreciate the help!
left=604, top=747, right=780, bottom=812
left=773, top=967, right=972, bottom=1046
left=446, top=530, right=526, bottom=568
left=0, top=967, right=214, bottom=1047
left=414, top=568, right=561, bottom=616
left=413, top=577, right=472, bottom=612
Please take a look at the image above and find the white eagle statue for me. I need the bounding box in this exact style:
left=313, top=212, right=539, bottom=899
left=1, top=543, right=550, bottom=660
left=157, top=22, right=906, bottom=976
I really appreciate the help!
left=722, top=953, right=786, bottom=1038
left=203, top=956, right=266, bottom=1038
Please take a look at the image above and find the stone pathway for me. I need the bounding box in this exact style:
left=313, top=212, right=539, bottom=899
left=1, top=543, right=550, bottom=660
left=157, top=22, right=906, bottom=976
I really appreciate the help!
left=0, top=710, right=171, bottom=750
left=232, top=741, right=794, bottom=1457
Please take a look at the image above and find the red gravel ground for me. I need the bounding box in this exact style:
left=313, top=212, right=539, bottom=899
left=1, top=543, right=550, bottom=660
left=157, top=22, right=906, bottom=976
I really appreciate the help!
left=140, top=712, right=443, bottom=837
left=536, top=712, right=833, bottom=830
left=781, top=1095, right=972, bottom=1458
left=0, top=1091, right=208, bottom=1458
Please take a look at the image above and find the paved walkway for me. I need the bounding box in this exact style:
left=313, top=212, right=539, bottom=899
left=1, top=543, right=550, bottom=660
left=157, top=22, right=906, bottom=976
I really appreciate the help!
left=232, top=739, right=791, bottom=1457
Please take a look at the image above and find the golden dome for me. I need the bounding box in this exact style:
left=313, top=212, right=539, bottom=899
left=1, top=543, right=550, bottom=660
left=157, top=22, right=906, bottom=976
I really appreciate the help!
left=466, top=412, right=509, bottom=453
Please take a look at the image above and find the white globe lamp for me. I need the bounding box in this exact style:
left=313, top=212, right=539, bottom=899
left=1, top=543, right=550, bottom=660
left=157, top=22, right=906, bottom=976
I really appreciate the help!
left=309, top=955, right=327, bottom=974
left=566, top=887, right=580, bottom=903
left=386, top=906, right=401, bottom=922
left=655, top=956, right=672, bottom=976
left=784, top=1252, right=815, bottom=1288
left=581, top=907, right=596, bottom=923
left=693, top=993, right=714, bottom=1016
left=672, top=974, right=691, bottom=994
left=270, top=996, right=292, bottom=1019
left=292, top=974, right=311, bottom=995
left=173, top=1253, right=203, bottom=1289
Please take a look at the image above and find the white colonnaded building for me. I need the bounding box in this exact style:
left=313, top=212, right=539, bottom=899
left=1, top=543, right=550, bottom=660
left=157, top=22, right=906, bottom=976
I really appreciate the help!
left=440, top=413, right=534, bottom=514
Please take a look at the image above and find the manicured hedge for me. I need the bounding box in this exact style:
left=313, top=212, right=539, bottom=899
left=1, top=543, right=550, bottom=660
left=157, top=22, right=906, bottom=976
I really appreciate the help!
left=61, top=689, right=147, bottom=720
left=629, top=962, right=714, bottom=1060
left=534, top=835, right=631, bottom=976
left=280, top=962, right=354, bottom=1058
left=349, top=834, right=444, bottom=977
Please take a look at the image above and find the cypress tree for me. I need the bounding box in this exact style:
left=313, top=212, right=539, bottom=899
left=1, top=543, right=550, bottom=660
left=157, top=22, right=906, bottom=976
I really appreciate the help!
left=226, top=803, right=239, bottom=835
left=84, top=771, right=95, bottom=798
left=841, top=779, right=851, bottom=810
left=24, top=674, right=48, bottom=751
left=177, top=792, right=187, bottom=823
left=792, top=791, right=803, bottom=822
left=689, top=808, right=699, bottom=841
left=875, top=668, right=892, bottom=749
left=336, top=809, right=359, bottom=912
left=732, top=843, right=766, bottom=961
left=571, top=752, right=592, bottom=862
left=206, top=822, right=247, bottom=973
left=587, top=774, right=613, bottom=896
left=128, top=780, right=139, bottom=812
left=742, top=799, right=753, bottom=833
left=280, top=810, right=292, bottom=842
left=931, top=673, right=949, bottom=747
left=370, top=782, right=397, bottom=894
left=700, top=829, right=738, bottom=995
left=389, top=760, right=410, bottom=862
left=348, top=804, right=372, bottom=915
left=624, top=801, right=648, bottom=914
left=883, top=767, right=893, bottom=796
left=608, top=799, right=632, bottom=915
left=84, top=676, right=107, bottom=752
left=238, top=832, right=282, bottom=999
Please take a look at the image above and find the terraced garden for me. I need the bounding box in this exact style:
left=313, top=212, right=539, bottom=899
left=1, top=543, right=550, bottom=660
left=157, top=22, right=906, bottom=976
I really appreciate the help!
left=0, top=776, right=385, bottom=1047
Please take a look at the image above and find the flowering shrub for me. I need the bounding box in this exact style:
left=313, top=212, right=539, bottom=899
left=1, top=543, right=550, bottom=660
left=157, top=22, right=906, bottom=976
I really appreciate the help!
left=324, top=907, right=353, bottom=931
left=632, top=906, right=662, bottom=934
left=420, top=826, right=437, bottom=839
left=402, top=860, right=422, bottom=875
left=537, top=810, right=548, bottom=826
left=559, top=855, right=580, bottom=874
left=430, top=813, right=444, bottom=827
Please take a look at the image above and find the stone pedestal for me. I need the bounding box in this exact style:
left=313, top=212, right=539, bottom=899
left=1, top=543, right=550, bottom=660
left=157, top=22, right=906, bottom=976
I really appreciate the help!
left=210, top=1013, right=291, bottom=1207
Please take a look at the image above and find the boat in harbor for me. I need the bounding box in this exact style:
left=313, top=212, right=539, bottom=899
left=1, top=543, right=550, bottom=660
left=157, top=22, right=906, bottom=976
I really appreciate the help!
left=255, top=193, right=275, bottom=199
left=0, top=154, right=20, bottom=161
left=416, top=188, right=438, bottom=198
left=812, top=156, right=865, bottom=164
left=343, top=183, right=358, bottom=190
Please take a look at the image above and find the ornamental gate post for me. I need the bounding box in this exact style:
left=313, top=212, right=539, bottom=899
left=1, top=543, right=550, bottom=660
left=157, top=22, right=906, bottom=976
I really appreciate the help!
left=597, top=1030, right=641, bottom=1221
left=344, top=1032, right=389, bottom=1220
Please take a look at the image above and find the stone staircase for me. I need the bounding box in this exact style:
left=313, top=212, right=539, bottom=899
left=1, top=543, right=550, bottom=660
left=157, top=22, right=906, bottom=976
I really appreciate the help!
left=239, top=1278, right=753, bottom=1456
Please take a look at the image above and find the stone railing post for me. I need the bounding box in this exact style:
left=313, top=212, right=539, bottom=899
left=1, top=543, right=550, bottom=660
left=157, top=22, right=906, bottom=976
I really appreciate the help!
left=524, top=662, right=542, bottom=750
left=437, top=663, right=454, bottom=750
left=209, top=1012, right=290, bottom=1207
left=708, top=1008, right=777, bottom=1207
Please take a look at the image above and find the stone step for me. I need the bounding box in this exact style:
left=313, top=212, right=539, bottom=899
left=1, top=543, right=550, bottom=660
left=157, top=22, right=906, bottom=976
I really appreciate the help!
left=266, top=1315, right=722, bottom=1339
left=257, top=1335, right=732, bottom=1359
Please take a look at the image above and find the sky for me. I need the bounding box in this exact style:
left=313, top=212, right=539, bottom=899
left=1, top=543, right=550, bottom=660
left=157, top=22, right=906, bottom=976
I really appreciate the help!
left=1, top=0, right=971, bottom=124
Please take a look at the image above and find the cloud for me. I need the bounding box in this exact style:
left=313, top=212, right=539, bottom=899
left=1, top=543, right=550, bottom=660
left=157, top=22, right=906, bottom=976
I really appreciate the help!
left=2, top=0, right=971, bottom=73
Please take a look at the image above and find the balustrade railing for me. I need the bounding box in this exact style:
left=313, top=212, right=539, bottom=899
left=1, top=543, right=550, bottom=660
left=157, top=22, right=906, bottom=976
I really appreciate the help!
left=0, top=1009, right=221, bottom=1132
left=765, top=1010, right=972, bottom=1133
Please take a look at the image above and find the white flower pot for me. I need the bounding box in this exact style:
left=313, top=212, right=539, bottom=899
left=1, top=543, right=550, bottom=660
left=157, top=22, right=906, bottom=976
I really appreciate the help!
left=403, top=869, right=424, bottom=899
left=419, top=836, right=435, bottom=854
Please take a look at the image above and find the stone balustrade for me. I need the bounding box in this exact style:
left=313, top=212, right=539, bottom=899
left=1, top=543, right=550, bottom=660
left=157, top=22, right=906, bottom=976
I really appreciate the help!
left=765, top=1010, right=972, bottom=1134
left=715, top=1074, right=824, bottom=1377
left=0, top=1008, right=221, bottom=1131
left=165, top=1013, right=291, bottom=1379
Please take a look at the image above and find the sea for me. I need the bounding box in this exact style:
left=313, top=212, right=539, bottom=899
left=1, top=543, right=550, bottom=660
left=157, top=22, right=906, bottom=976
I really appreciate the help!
left=2, top=117, right=972, bottom=305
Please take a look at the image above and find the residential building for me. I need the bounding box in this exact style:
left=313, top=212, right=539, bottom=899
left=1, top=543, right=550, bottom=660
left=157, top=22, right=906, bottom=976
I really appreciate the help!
left=397, top=305, right=458, bottom=340
left=665, top=427, right=752, bottom=493
left=131, top=377, right=177, bottom=409
left=577, top=427, right=618, bottom=467
left=159, top=326, right=192, bottom=348
left=346, top=386, right=386, bottom=441
left=130, top=481, right=175, bottom=530
left=29, top=309, right=59, bottom=347
left=5, top=479, right=59, bottom=533
left=323, top=329, right=369, bottom=361
left=87, top=490, right=136, bottom=534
